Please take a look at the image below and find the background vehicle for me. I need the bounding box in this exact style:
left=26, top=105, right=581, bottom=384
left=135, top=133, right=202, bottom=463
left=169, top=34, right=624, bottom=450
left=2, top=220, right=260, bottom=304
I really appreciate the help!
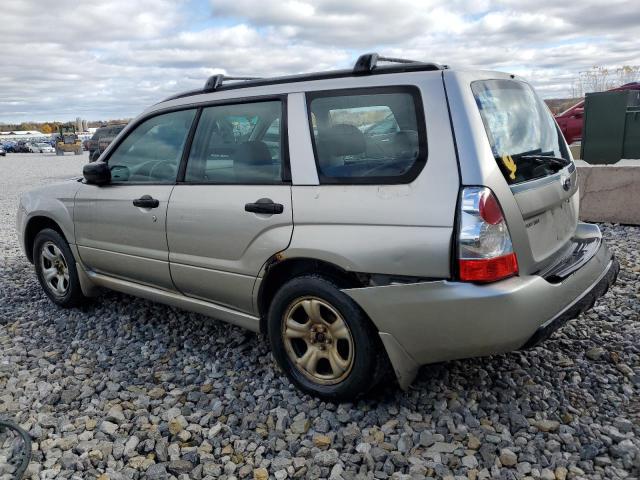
left=87, top=124, right=127, bottom=162
left=0, top=146, right=5, bottom=156
left=555, top=82, right=640, bottom=144
left=55, top=125, right=83, bottom=156
left=36, top=142, right=55, bottom=153
left=15, top=141, right=31, bottom=153
left=2, top=142, right=17, bottom=153
left=17, top=54, right=618, bottom=400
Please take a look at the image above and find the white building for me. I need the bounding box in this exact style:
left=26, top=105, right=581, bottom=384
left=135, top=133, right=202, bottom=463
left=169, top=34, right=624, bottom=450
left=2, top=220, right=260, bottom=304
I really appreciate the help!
left=0, top=130, right=52, bottom=141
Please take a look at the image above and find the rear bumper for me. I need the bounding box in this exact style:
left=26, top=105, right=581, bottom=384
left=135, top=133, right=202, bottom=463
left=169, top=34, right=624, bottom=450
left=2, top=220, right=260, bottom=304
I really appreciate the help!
left=344, top=223, right=616, bottom=388
left=521, top=255, right=618, bottom=348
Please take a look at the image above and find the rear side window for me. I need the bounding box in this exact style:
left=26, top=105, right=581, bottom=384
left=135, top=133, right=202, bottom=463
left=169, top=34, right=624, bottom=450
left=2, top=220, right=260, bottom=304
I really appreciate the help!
left=307, top=87, right=426, bottom=184
left=472, top=79, right=570, bottom=185
left=184, top=100, right=283, bottom=184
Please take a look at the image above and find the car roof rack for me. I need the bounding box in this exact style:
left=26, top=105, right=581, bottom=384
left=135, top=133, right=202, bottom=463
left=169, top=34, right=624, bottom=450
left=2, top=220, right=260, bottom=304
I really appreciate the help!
left=161, top=53, right=447, bottom=102
left=203, top=74, right=263, bottom=93
left=352, top=52, right=444, bottom=74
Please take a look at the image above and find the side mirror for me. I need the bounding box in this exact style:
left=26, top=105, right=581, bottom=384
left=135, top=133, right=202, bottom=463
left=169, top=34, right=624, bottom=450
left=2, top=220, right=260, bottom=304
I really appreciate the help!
left=83, top=162, right=111, bottom=185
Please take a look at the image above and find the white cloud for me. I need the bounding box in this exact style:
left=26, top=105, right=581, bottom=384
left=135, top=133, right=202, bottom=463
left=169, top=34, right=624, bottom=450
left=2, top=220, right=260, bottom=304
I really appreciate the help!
left=0, top=0, right=638, bottom=122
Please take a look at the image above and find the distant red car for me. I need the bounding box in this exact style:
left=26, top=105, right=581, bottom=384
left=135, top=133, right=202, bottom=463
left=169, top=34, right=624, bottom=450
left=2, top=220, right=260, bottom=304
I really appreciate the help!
left=555, top=82, right=640, bottom=145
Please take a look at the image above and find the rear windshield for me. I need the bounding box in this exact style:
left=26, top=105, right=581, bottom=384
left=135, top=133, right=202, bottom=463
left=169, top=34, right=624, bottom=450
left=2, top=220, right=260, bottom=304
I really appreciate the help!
left=472, top=79, right=570, bottom=185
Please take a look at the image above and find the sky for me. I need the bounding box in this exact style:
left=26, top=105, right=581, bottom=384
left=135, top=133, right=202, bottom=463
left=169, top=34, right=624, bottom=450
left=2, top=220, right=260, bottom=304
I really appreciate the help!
left=1, top=0, right=639, bottom=122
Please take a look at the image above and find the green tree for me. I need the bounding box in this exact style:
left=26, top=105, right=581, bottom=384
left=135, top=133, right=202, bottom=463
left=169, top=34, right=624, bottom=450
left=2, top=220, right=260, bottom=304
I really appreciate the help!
left=18, top=122, right=36, bottom=131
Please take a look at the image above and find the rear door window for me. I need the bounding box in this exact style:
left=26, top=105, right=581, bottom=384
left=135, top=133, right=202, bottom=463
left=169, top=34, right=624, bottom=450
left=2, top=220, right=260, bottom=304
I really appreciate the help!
left=472, top=79, right=571, bottom=185
left=184, top=100, right=283, bottom=184
left=307, top=87, right=427, bottom=184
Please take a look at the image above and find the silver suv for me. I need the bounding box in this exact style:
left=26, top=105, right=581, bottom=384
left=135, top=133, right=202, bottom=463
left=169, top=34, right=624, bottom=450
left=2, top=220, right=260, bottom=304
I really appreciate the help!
left=17, top=54, right=619, bottom=400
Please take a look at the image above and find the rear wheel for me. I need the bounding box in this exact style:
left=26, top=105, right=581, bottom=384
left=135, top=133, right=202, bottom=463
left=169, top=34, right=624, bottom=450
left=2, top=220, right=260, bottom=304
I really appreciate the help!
left=33, top=229, right=86, bottom=308
left=268, top=275, right=385, bottom=400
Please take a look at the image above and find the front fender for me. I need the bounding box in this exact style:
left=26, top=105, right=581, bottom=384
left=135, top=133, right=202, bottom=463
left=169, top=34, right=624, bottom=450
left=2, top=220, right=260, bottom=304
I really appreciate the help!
left=19, top=181, right=81, bottom=254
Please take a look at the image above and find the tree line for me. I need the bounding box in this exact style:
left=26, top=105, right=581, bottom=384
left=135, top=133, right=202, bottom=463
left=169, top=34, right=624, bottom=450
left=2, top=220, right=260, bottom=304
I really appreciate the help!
left=570, top=65, right=640, bottom=98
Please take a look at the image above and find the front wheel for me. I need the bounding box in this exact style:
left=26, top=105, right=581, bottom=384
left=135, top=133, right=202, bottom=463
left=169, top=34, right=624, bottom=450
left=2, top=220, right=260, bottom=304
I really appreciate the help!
left=267, top=275, right=387, bottom=400
left=33, top=229, right=87, bottom=308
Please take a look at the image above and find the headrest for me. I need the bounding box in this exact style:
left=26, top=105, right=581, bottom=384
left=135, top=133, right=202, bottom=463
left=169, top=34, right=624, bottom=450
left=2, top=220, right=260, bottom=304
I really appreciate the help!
left=393, top=130, right=419, bottom=155
left=319, top=124, right=366, bottom=157
left=234, top=141, right=273, bottom=166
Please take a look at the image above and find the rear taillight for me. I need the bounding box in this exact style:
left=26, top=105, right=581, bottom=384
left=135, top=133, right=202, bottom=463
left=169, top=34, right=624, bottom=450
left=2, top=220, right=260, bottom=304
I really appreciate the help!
left=457, top=187, right=518, bottom=283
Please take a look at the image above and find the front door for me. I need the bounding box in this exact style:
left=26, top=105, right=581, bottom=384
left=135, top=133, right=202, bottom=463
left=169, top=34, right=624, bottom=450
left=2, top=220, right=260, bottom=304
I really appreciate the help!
left=166, top=99, right=293, bottom=313
left=75, top=109, right=197, bottom=289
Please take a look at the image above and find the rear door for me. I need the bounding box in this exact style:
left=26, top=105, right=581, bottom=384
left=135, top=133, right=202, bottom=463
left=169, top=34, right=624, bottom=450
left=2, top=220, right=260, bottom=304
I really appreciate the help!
left=166, top=98, right=293, bottom=314
left=469, top=77, right=580, bottom=272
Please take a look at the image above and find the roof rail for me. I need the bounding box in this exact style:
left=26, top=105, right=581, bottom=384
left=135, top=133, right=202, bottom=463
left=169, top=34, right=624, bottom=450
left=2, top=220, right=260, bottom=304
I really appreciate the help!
left=160, top=53, right=447, bottom=103
left=203, top=74, right=262, bottom=92
left=353, top=52, right=445, bottom=74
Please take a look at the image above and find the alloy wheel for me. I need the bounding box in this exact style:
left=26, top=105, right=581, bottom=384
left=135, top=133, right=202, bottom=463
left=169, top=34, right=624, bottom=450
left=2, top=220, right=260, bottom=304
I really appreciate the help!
left=282, top=296, right=355, bottom=385
left=40, top=241, right=69, bottom=297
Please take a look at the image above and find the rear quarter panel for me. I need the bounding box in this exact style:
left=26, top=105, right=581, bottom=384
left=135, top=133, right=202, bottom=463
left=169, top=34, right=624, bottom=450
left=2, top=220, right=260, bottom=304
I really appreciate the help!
left=287, top=72, right=459, bottom=278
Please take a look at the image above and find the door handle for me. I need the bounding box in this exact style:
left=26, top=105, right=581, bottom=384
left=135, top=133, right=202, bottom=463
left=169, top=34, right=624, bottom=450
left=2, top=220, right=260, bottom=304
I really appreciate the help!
left=245, top=198, right=284, bottom=215
left=133, top=195, right=159, bottom=209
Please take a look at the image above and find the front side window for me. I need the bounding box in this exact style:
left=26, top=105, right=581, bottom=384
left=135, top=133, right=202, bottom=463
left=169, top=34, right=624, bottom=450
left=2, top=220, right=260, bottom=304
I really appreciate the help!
left=308, top=88, right=426, bottom=183
left=107, top=109, right=196, bottom=183
left=185, top=100, right=283, bottom=184
left=472, top=79, right=570, bottom=185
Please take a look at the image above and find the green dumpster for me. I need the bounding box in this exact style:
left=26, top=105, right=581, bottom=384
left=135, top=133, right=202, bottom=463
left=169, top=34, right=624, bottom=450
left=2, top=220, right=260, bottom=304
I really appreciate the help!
left=581, top=90, right=640, bottom=164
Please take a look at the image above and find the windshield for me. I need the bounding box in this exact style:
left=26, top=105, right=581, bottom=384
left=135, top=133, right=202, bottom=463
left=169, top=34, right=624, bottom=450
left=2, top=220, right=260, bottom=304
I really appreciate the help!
left=472, top=79, right=570, bottom=185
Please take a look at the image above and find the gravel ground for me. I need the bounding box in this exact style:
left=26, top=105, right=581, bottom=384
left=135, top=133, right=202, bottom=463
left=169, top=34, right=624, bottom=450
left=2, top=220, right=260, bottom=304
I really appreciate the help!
left=1, top=152, right=638, bottom=480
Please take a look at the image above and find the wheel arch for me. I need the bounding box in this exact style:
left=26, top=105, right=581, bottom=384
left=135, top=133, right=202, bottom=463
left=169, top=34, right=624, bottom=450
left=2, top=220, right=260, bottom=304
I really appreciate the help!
left=256, top=256, right=367, bottom=334
left=24, top=216, right=68, bottom=263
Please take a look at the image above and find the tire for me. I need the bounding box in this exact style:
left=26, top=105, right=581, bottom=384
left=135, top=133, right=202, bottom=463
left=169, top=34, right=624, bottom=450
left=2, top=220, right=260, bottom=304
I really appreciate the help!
left=33, top=228, right=86, bottom=308
left=267, top=274, right=386, bottom=401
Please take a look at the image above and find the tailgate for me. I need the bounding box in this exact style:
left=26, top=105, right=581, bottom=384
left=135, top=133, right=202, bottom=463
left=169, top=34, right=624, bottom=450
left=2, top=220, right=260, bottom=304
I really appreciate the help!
left=468, top=77, right=581, bottom=272
left=511, top=163, right=579, bottom=265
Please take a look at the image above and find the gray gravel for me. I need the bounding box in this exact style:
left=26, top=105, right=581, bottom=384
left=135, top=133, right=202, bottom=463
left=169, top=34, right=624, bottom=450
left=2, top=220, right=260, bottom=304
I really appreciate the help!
left=1, top=152, right=639, bottom=480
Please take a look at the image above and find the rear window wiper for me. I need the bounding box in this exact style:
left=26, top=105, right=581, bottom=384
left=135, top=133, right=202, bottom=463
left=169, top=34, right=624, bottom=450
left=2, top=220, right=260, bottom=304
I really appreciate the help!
left=518, top=155, right=571, bottom=170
